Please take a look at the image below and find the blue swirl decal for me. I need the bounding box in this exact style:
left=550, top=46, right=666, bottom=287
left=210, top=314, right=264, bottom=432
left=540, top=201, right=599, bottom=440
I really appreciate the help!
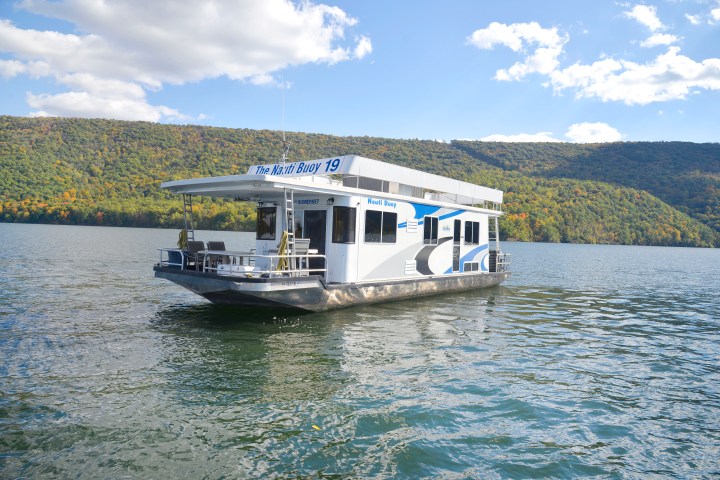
left=439, top=210, right=464, bottom=221
left=443, top=244, right=489, bottom=274
left=397, top=203, right=466, bottom=229
left=411, top=203, right=441, bottom=219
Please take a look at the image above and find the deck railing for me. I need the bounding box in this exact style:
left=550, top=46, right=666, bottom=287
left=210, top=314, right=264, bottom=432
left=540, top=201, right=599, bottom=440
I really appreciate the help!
left=157, top=248, right=327, bottom=277
left=495, top=252, right=511, bottom=273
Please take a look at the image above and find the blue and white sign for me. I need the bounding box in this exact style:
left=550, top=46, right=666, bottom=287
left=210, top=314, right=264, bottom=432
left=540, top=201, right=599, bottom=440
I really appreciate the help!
left=367, top=198, right=397, bottom=209
left=249, top=157, right=345, bottom=177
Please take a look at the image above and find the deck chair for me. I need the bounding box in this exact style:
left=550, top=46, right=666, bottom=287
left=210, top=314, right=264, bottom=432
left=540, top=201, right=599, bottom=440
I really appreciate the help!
left=185, top=240, right=206, bottom=270
left=207, top=241, right=230, bottom=266
left=293, top=238, right=311, bottom=270
left=207, top=241, right=225, bottom=251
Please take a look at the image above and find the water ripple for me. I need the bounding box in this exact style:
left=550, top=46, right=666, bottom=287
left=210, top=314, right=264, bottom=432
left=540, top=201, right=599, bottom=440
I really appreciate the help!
left=1, top=226, right=719, bottom=478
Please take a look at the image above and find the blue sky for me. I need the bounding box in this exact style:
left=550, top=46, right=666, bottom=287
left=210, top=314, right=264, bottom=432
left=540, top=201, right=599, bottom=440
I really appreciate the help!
left=1, top=0, right=719, bottom=143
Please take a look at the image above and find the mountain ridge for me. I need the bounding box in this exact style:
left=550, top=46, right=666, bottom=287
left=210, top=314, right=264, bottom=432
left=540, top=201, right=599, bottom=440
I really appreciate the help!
left=1, top=116, right=717, bottom=247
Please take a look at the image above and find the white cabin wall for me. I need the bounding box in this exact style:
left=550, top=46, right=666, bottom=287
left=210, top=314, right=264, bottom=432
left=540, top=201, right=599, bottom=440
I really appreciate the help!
left=262, top=190, right=496, bottom=282
left=325, top=196, right=360, bottom=283
left=354, top=198, right=493, bottom=281
left=291, top=194, right=360, bottom=283
left=355, top=198, right=415, bottom=281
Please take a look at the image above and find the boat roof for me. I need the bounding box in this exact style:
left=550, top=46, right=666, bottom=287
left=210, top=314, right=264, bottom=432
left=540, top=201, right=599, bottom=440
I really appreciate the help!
left=161, top=155, right=504, bottom=209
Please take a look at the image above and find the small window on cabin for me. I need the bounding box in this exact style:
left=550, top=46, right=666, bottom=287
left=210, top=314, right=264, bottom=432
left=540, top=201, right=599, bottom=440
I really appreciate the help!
left=423, top=216, right=438, bottom=245
left=382, top=212, right=397, bottom=243
left=365, top=210, right=397, bottom=243
left=365, top=210, right=382, bottom=242
left=256, top=206, right=276, bottom=240
left=464, top=221, right=480, bottom=245
left=332, top=206, right=356, bottom=243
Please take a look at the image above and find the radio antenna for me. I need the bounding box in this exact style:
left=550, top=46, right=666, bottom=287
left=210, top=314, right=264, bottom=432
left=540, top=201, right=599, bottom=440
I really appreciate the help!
left=281, top=75, right=290, bottom=164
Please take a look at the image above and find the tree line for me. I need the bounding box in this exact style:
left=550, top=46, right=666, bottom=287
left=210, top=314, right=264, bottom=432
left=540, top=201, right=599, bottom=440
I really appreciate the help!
left=1, top=116, right=718, bottom=247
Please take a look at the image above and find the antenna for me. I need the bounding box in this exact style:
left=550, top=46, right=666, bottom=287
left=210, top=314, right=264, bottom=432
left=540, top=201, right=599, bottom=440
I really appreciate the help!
left=281, top=75, right=290, bottom=164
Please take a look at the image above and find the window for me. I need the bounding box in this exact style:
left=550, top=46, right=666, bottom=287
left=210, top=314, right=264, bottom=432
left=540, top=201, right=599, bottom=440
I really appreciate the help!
left=332, top=206, right=356, bottom=243
left=364, top=210, right=397, bottom=243
left=256, top=206, right=276, bottom=240
left=464, top=262, right=479, bottom=272
left=423, top=216, right=438, bottom=244
left=382, top=212, right=397, bottom=242
left=365, top=210, right=381, bottom=242
left=465, top=221, right=480, bottom=245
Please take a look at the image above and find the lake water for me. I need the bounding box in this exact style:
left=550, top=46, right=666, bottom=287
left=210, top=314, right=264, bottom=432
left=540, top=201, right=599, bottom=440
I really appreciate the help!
left=1, top=223, right=718, bottom=479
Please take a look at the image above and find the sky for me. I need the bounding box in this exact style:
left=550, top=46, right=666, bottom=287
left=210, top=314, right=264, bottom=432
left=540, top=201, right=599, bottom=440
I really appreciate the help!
left=1, top=0, right=719, bottom=143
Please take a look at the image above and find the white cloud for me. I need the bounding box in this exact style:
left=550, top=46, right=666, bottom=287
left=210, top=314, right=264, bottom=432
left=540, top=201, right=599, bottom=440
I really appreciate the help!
left=0, top=0, right=370, bottom=121
left=550, top=47, right=720, bottom=105
left=0, top=59, right=26, bottom=77
left=685, top=14, right=702, bottom=25
left=565, top=122, right=622, bottom=143
left=712, top=7, right=720, bottom=22
left=0, top=58, right=52, bottom=78
left=624, top=5, right=677, bottom=48
left=625, top=4, right=664, bottom=32
left=640, top=33, right=679, bottom=47
left=27, top=91, right=188, bottom=122
left=480, top=132, right=561, bottom=142
left=467, top=22, right=567, bottom=81
left=685, top=3, right=720, bottom=25
left=470, top=10, right=720, bottom=110
left=479, top=123, right=621, bottom=143
left=354, top=35, right=372, bottom=59
left=59, top=73, right=147, bottom=99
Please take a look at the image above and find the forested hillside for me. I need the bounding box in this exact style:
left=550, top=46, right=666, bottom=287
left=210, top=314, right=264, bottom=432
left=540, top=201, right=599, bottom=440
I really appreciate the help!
left=453, top=141, right=720, bottom=232
left=1, top=116, right=718, bottom=247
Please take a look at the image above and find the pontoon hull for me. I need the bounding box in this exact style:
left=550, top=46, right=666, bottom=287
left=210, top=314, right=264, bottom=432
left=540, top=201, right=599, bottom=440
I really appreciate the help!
left=154, top=266, right=510, bottom=312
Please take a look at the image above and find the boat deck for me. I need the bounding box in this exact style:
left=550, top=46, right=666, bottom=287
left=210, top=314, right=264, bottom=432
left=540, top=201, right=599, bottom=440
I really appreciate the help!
left=157, top=247, right=327, bottom=279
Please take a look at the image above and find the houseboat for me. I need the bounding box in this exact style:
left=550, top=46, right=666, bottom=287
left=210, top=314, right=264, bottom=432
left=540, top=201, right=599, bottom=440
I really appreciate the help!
left=154, top=155, right=510, bottom=311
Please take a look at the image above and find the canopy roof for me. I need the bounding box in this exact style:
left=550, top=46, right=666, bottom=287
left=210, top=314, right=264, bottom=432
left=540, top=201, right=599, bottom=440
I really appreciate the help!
left=161, top=155, right=504, bottom=208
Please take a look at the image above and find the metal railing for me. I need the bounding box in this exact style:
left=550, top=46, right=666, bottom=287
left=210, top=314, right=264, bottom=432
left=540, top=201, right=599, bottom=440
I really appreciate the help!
left=495, top=252, right=511, bottom=273
left=157, top=248, right=327, bottom=278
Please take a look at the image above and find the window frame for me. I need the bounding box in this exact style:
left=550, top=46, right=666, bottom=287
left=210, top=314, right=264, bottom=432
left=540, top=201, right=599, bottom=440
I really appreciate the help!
left=256, top=206, right=277, bottom=240
left=332, top=206, right=357, bottom=244
left=464, top=220, right=480, bottom=245
left=381, top=211, right=397, bottom=243
left=423, top=216, right=439, bottom=245
left=364, top=209, right=397, bottom=244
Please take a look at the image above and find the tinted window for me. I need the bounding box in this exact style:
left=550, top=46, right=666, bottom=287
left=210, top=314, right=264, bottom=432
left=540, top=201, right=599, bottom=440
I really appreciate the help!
left=465, top=221, right=480, bottom=245
left=423, top=216, right=438, bottom=244
left=365, top=210, right=396, bottom=243
left=364, top=210, right=382, bottom=242
left=332, top=206, right=356, bottom=243
left=382, top=212, right=397, bottom=243
left=256, top=206, right=276, bottom=240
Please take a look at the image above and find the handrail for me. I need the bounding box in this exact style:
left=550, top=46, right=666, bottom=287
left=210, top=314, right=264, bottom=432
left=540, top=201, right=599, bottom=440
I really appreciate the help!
left=157, top=248, right=327, bottom=278
left=495, top=252, right=511, bottom=273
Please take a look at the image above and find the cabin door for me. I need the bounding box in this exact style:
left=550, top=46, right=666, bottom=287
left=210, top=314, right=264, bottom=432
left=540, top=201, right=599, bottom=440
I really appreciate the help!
left=304, top=210, right=327, bottom=274
left=453, top=219, right=461, bottom=272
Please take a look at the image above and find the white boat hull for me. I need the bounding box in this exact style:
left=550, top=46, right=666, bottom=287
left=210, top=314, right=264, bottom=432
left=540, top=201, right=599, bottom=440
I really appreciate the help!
left=154, top=266, right=510, bottom=312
